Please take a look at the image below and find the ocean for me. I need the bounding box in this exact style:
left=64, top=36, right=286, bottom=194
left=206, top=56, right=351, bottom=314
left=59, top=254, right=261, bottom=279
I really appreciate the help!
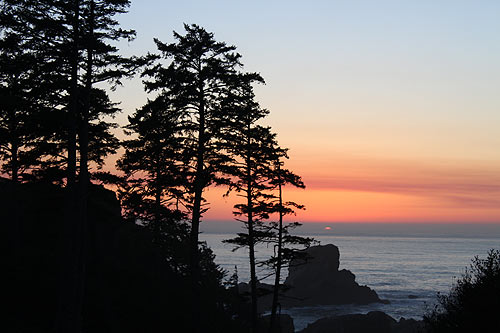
left=200, top=224, right=500, bottom=331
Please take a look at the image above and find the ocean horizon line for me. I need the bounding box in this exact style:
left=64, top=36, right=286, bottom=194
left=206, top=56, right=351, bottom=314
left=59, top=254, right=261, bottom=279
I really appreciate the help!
left=200, top=221, right=500, bottom=239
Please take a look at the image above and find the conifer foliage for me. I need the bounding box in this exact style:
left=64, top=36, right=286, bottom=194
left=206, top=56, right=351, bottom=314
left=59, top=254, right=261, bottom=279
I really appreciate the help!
left=1, top=1, right=138, bottom=332
left=1, top=2, right=315, bottom=330
left=0, top=0, right=135, bottom=183
left=139, top=24, right=265, bottom=330
left=221, top=75, right=314, bottom=332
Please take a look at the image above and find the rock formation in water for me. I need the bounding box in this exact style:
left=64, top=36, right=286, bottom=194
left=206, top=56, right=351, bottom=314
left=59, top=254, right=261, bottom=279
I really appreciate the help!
left=298, top=311, right=423, bottom=333
left=238, top=243, right=386, bottom=311
left=282, top=244, right=385, bottom=307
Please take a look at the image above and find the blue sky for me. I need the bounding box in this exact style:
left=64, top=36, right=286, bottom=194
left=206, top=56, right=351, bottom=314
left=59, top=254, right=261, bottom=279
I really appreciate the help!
left=108, top=0, right=500, bottom=223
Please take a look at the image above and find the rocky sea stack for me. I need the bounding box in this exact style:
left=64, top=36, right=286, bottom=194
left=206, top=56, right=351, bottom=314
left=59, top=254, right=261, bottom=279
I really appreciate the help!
left=239, top=243, right=386, bottom=311
left=282, top=244, right=386, bottom=307
left=282, top=244, right=385, bottom=307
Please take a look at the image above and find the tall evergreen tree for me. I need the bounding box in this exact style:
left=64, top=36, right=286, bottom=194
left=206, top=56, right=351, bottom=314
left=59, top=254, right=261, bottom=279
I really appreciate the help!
left=223, top=97, right=314, bottom=332
left=0, top=0, right=55, bottom=182
left=221, top=81, right=281, bottom=331
left=117, top=88, right=242, bottom=333
left=142, top=24, right=263, bottom=329
left=0, top=0, right=135, bottom=182
left=77, top=0, right=138, bottom=178
left=265, top=160, right=315, bottom=333
left=20, top=1, right=139, bottom=331
left=0, top=27, right=37, bottom=182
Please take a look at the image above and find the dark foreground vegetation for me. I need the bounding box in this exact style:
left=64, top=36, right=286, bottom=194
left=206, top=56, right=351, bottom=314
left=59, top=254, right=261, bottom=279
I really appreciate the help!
left=3, top=181, right=247, bottom=332
left=1, top=1, right=312, bottom=332
left=6, top=180, right=499, bottom=332
left=423, top=249, right=500, bottom=332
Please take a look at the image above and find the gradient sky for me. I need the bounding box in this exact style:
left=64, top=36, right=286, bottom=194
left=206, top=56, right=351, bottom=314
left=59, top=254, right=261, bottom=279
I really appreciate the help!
left=107, top=0, right=500, bottom=223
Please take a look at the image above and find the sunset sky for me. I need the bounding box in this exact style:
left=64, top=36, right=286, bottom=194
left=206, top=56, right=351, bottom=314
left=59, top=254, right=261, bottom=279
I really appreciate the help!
left=108, top=0, right=500, bottom=223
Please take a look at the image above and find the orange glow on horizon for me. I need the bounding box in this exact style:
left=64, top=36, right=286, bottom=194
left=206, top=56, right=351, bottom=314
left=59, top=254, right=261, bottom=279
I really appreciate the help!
left=101, top=149, right=500, bottom=224
left=99, top=2, right=500, bottom=226
left=203, top=186, right=500, bottom=224
left=201, top=151, right=500, bottom=224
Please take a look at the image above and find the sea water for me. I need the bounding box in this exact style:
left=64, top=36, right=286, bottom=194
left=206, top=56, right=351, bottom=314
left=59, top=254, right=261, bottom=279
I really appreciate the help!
left=200, top=227, right=500, bottom=331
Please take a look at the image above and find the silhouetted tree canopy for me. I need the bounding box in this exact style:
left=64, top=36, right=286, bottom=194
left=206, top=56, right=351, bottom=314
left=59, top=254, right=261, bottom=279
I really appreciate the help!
left=221, top=80, right=280, bottom=332
left=0, top=0, right=54, bottom=182
left=1, top=2, right=317, bottom=330
left=0, top=0, right=137, bottom=184
left=142, top=24, right=265, bottom=330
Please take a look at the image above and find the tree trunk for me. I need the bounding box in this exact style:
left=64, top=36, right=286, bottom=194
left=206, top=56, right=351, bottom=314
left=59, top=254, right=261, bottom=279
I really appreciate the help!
left=6, top=92, right=20, bottom=256
left=79, top=0, right=94, bottom=223
left=11, top=138, right=18, bottom=183
left=247, top=193, right=258, bottom=332
left=8, top=115, right=22, bottom=329
left=55, top=1, right=82, bottom=332
left=269, top=164, right=283, bottom=333
left=6, top=79, right=19, bottom=183
left=247, top=175, right=258, bottom=332
left=67, top=0, right=79, bottom=188
left=245, top=122, right=259, bottom=333
left=154, top=161, right=162, bottom=236
left=80, top=0, right=93, bottom=185
left=189, top=84, right=205, bottom=332
left=76, top=1, right=94, bottom=327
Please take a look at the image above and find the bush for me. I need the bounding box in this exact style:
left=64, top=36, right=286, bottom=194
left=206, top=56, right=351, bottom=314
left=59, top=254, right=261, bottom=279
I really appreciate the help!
left=423, top=249, right=500, bottom=332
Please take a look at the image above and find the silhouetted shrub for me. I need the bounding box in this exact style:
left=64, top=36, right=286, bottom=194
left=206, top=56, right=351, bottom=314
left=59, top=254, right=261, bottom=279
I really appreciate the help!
left=423, top=249, right=500, bottom=332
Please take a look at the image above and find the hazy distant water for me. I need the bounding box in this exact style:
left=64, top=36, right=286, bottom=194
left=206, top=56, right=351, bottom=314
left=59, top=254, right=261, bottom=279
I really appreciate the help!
left=200, top=227, right=500, bottom=331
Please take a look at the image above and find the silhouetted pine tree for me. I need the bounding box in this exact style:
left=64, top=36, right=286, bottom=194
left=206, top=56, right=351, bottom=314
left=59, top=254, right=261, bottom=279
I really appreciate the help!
left=54, top=1, right=136, bottom=330
left=0, top=0, right=58, bottom=182
left=77, top=0, right=137, bottom=179
left=265, top=159, right=315, bottom=333
left=223, top=125, right=314, bottom=332
left=0, top=1, right=139, bottom=331
left=117, top=91, right=242, bottom=332
left=142, top=24, right=264, bottom=329
left=221, top=81, right=282, bottom=332
left=0, top=23, right=38, bottom=182
left=0, top=0, right=135, bottom=182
